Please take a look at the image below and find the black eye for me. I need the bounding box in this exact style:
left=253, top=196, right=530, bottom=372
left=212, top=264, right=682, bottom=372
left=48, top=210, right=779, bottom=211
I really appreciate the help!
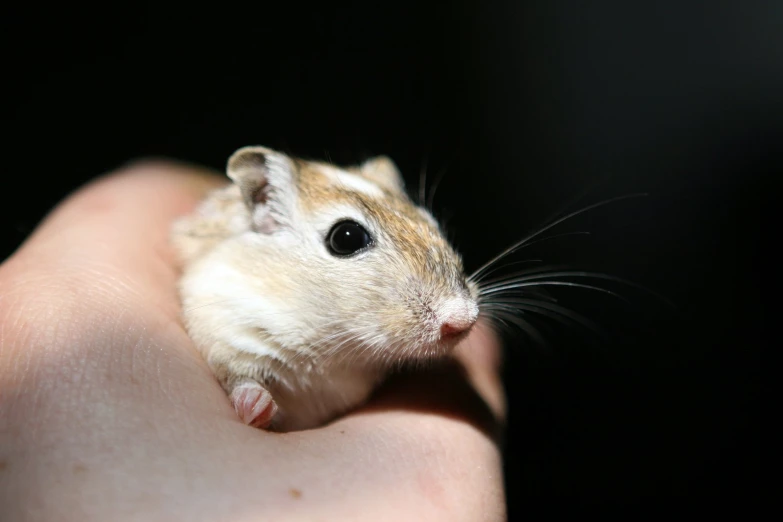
left=326, top=220, right=373, bottom=256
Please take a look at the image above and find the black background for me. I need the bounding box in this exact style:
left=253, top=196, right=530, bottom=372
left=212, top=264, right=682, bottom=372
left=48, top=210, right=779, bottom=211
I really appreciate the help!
left=2, top=0, right=778, bottom=517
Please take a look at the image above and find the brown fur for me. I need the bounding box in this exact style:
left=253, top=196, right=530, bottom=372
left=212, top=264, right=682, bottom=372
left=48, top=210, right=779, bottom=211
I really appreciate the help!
left=171, top=146, right=478, bottom=431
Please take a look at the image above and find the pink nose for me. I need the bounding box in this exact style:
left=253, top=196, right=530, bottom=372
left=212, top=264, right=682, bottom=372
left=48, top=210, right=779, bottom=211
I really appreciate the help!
left=437, top=297, right=479, bottom=340
left=440, top=319, right=475, bottom=339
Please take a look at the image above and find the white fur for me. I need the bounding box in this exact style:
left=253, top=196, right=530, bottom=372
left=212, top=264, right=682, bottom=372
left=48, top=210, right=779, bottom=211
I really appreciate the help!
left=319, top=165, right=385, bottom=199
left=174, top=147, right=478, bottom=431
left=437, top=297, right=480, bottom=328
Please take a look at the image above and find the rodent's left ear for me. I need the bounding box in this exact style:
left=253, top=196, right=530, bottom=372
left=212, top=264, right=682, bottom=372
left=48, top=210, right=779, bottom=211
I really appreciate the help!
left=227, top=146, right=298, bottom=233
left=359, top=156, right=405, bottom=194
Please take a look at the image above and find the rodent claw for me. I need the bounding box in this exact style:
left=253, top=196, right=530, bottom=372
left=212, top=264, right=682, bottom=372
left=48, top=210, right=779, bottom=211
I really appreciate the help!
left=230, top=382, right=278, bottom=429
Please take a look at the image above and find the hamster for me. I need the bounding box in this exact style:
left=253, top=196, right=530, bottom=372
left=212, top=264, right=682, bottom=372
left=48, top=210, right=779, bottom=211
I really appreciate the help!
left=171, top=146, right=479, bottom=431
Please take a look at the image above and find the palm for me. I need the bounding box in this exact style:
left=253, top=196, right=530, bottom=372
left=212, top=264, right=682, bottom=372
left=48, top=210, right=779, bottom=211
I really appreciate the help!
left=0, top=161, right=505, bottom=521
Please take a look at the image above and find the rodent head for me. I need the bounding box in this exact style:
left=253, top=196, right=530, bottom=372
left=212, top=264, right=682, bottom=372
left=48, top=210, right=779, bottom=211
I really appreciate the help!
left=190, top=146, right=479, bottom=369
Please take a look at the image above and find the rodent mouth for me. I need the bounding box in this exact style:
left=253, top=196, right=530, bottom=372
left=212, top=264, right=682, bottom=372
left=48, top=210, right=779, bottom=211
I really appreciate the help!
left=440, top=327, right=471, bottom=343
left=435, top=324, right=476, bottom=351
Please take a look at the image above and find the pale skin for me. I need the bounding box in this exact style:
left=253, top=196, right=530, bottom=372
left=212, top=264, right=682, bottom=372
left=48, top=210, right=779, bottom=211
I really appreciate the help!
left=0, top=161, right=506, bottom=521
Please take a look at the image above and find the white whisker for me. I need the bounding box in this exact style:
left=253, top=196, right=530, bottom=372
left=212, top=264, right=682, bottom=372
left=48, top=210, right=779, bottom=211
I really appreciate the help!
left=479, top=280, right=630, bottom=303
left=469, top=194, right=647, bottom=283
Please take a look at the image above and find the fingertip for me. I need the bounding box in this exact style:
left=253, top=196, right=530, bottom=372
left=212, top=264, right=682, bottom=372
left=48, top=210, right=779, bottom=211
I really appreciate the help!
left=0, top=157, right=230, bottom=328
left=115, top=158, right=227, bottom=194
left=17, top=158, right=226, bottom=250
left=453, top=322, right=507, bottom=422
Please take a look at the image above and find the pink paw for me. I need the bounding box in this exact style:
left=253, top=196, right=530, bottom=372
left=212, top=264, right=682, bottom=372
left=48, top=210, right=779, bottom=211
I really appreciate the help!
left=230, top=382, right=278, bottom=429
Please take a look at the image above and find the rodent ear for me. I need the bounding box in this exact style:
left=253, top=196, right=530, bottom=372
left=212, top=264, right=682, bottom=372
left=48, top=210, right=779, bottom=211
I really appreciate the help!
left=359, top=156, right=405, bottom=194
left=227, top=146, right=298, bottom=233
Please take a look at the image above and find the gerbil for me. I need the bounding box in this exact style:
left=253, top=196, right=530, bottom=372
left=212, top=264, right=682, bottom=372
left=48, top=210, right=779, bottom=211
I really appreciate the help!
left=172, top=146, right=479, bottom=431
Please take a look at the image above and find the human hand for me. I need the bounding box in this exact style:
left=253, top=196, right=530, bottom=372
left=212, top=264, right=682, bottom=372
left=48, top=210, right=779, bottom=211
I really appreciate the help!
left=0, top=161, right=506, bottom=521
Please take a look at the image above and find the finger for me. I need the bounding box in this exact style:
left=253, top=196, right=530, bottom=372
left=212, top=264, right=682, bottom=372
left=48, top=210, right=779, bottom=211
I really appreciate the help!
left=453, top=320, right=506, bottom=422
left=3, top=160, right=227, bottom=325
left=0, top=160, right=228, bottom=393
left=0, top=160, right=240, bottom=435
left=312, top=323, right=506, bottom=521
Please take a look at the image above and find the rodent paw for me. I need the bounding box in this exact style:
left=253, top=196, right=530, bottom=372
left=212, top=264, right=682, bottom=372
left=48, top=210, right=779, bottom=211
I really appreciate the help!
left=230, top=381, right=278, bottom=429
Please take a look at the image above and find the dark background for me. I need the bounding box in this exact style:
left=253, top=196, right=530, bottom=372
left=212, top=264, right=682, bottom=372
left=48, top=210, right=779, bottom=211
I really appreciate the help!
left=2, top=0, right=778, bottom=517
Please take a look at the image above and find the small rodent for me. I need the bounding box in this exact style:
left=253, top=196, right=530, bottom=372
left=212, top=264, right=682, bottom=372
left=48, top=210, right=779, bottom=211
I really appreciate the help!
left=172, top=146, right=479, bottom=431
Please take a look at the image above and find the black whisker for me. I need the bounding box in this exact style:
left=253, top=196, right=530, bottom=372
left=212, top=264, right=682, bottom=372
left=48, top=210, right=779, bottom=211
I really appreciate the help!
left=484, top=297, right=609, bottom=341
left=479, top=307, right=548, bottom=347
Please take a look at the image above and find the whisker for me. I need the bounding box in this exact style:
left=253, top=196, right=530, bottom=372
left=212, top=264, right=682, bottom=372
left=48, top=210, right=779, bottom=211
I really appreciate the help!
left=325, top=334, right=368, bottom=367
left=469, top=194, right=647, bottom=282
left=481, top=308, right=548, bottom=346
left=479, top=280, right=631, bottom=304
left=470, top=232, right=591, bottom=285
left=426, top=165, right=449, bottom=211
left=307, top=325, right=374, bottom=358
left=478, top=264, right=574, bottom=288
left=483, top=271, right=674, bottom=308
left=285, top=321, right=380, bottom=366
left=351, top=333, right=391, bottom=368
left=479, top=288, right=558, bottom=304
left=481, top=306, right=558, bottom=349
left=319, top=324, right=386, bottom=367
left=483, top=298, right=608, bottom=341
left=418, top=157, right=428, bottom=206
left=477, top=309, right=513, bottom=337
left=470, top=259, right=544, bottom=285
left=330, top=328, right=384, bottom=367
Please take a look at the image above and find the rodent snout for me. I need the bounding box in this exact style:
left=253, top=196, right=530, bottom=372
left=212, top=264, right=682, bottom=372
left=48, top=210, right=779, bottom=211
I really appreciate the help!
left=437, top=298, right=479, bottom=340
